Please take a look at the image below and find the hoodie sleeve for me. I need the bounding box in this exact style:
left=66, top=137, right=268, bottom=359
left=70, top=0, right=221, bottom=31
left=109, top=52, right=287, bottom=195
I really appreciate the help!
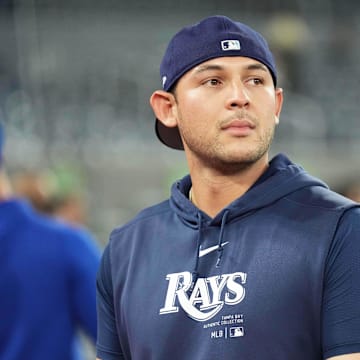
left=96, top=243, right=124, bottom=360
left=322, top=206, right=360, bottom=358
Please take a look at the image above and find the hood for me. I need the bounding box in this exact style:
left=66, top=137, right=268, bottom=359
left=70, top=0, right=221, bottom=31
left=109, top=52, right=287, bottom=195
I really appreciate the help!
left=170, top=153, right=327, bottom=226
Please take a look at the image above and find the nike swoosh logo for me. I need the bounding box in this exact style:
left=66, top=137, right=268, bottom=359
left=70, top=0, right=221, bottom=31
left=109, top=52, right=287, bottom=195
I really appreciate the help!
left=199, top=242, right=229, bottom=258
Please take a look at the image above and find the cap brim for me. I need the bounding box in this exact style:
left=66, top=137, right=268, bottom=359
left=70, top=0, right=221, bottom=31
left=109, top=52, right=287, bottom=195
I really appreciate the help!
left=155, top=119, right=184, bottom=150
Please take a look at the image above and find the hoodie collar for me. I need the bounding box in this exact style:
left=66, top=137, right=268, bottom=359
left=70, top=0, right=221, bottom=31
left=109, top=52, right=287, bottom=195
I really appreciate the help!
left=169, top=153, right=328, bottom=226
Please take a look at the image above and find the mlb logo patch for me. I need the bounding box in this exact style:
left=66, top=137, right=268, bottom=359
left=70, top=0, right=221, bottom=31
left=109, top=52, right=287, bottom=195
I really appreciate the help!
left=221, top=40, right=241, bottom=51
left=229, top=327, right=244, bottom=337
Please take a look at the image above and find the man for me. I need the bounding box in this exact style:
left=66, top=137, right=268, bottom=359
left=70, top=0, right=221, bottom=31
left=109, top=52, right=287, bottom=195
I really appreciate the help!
left=0, top=122, right=101, bottom=359
left=96, top=16, right=360, bottom=359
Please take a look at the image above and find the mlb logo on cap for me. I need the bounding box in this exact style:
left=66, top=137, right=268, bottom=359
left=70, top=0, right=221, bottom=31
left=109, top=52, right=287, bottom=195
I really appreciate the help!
left=221, top=40, right=241, bottom=51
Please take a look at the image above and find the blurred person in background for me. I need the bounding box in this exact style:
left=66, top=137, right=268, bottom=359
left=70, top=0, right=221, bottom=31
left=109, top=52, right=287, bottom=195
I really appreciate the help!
left=12, top=166, right=90, bottom=227
left=11, top=169, right=54, bottom=214
left=0, top=122, right=101, bottom=360
left=96, top=15, right=360, bottom=360
left=337, top=178, right=360, bottom=203
left=51, top=192, right=88, bottom=226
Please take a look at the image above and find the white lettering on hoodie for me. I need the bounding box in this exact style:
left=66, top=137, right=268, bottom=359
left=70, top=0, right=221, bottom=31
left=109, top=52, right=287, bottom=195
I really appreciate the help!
left=159, top=271, right=247, bottom=321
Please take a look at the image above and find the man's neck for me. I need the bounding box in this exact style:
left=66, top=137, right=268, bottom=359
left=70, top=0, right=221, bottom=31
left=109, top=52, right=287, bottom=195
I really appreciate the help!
left=188, top=159, right=269, bottom=218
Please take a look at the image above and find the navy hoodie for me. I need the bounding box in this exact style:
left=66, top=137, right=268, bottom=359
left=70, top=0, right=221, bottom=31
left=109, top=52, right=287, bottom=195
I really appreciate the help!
left=96, top=154, right=360, bottom=360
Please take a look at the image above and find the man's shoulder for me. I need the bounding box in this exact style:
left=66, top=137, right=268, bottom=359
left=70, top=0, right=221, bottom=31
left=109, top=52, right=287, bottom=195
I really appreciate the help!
left=288, top=185, right=358, bottom=212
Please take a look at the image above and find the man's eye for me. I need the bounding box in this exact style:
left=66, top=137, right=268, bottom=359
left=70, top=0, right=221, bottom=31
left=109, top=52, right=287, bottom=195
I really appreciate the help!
left=249, top=78, right=264, bottom=85
left=206, top=79, right=221, bottom=86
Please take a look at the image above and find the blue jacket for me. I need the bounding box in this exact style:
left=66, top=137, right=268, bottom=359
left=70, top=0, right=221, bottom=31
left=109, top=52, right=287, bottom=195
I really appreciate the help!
left=0, top=198, right=101, bottom=360
left=96, top=154, right=360, bottom=359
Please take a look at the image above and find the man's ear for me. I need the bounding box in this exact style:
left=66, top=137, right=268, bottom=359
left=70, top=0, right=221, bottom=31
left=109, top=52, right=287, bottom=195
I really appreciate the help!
left=275, top=87, right=283, bottom=124
left=149, top=90, right=178, bottom=128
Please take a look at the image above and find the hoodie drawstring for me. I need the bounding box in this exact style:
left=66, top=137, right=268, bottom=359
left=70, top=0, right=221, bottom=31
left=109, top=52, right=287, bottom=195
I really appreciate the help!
left=189, top=212, right=202, bottom=294
left=188, top=210, right=230, bottom=295
left=216, top=210, right=229, bottom=268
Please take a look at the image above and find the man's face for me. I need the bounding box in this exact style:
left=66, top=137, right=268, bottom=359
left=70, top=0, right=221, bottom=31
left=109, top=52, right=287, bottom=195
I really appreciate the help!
left=172, top=56, right=283, bottom=172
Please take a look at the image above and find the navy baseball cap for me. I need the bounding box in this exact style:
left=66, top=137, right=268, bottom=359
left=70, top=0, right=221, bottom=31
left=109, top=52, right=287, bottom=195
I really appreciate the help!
left=155, top=15, right=277, bottom=150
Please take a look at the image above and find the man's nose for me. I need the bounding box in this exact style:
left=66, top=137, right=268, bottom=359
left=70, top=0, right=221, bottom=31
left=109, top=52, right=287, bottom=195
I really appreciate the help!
left=225, top=82, right=250, bottom=109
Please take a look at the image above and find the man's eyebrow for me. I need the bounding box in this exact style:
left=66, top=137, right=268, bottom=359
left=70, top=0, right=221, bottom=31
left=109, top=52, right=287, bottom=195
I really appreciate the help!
left=194, top=64, right=224, bottom=73
left=246, top=63, right=268, bottom=72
